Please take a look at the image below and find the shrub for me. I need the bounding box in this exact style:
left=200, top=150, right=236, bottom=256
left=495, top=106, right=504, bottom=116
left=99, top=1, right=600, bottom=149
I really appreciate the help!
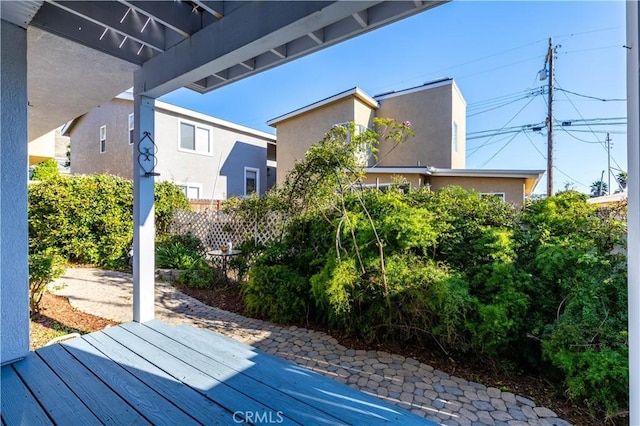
left=29, top=250, right=64, bottom=314
left=156, top=233, right=206, bottom=269
left=155, top=181, right=190, bottom=234
left=518, top=191, right=628, bottom=420
left=31, top=159, right=60, bottom=181
left=176, top=267, right=217, bottom=289
left=28, top=175, right=189, bottom=268
left=243, top=264, right=310, bottom=323
left=228, top=122, right=628, bottom=421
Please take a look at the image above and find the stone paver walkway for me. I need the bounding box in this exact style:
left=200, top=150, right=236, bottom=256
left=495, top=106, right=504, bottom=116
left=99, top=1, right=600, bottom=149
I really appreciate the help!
left=50, top=268, right=572, bottom=426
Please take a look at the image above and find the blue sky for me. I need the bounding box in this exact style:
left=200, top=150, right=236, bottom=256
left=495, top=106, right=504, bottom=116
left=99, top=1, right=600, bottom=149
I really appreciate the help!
left=160, top=1, right=628, bottom=195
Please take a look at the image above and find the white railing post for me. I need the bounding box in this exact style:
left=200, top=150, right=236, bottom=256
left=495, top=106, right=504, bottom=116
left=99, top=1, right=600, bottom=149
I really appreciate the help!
left=132, top=92, right=156, bottom=322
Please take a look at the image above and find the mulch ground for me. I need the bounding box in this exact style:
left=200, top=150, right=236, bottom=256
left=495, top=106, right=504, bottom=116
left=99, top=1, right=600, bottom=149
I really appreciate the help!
left=30, top=292, right=119, bottom=350
left=33, top=285, right=598, bottom=425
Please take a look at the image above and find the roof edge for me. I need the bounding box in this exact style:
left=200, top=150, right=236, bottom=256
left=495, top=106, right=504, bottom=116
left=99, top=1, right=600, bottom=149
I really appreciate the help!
left=267, top=87, right=379, bottom=127
left=116, top=90, right=275, bottom=141
left=374, top=78, right=454, bottom=101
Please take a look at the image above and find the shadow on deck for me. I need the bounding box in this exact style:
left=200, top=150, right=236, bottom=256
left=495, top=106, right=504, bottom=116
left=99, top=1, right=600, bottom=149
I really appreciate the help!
left=2, top=321, right=436, bottom=425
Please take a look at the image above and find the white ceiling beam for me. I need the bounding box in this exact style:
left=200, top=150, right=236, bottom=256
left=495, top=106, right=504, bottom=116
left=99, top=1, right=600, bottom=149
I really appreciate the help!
left=352, top=11, right=368, bottom=29
left=270, top=45, right=287, bottom=59
left=117, top=0, right=199, bottom=38
left=212, top=71, right=228, bottom=81
left=192, top=0, right=223, bottom=20
left=307, top=29, right=324, bottom=45
left=45, top=0, right=164, bottom=52
left=239, top=59, right=256, bottom=71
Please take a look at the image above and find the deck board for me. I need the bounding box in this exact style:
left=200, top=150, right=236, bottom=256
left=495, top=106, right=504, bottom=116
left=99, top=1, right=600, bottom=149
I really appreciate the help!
left=161, top=322, right=424, bottom=425
left=1, top=321, right=435, bottom=425
left=101, top=324, right=292, bottom=425
left=61, top=336, right=199, bottom=425
left=122, top=321, right=346, bottom=426
left=1, top=365, right=51, bottom=425
left=83, top=332, right=232, bottom=425
left=36, top=344, right=150, bottom=425
left=11, top=352, right=101, bottom=425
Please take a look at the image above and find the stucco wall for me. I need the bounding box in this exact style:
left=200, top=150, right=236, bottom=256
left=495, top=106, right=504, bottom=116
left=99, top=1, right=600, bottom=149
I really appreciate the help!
left=275, top=97, right=363, bottom=185
left=376, top=83, right=455, bottom=169
left=1, top=20, right=30, bottom=364
left=70, top=98, right=133, bottom=179
left=70, top=99, right=273, bottom=199
left=28, top=130, right=56, bottom=164
left=450, top=82, right=467, bottom=169
left=155, top=109, right=271, bottom=198
left=429, top=176, right=526, bottom=206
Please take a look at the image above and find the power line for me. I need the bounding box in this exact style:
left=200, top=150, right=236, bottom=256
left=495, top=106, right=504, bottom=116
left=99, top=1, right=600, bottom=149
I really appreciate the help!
left=468, top=89, right=544, bottom=117
left=478, top=131, right=521, bottom=168
left=466, top=96, right=538, bottom=158
left=523, top=131, right=546, bottom=160
left=553, top=25, right=624, bottom=43
left=468, top=87, right=542, bottom=109
left=371, top=39, right=548, bottom=93
left=556, top=87, right=626, bottom=102
left=557, top=126, right=608, bottom=144
left=558, top=44, right=625, bottom=55
left=555, top=78, right=625, bottom=171
left=553, top=166, right=589, bottom=189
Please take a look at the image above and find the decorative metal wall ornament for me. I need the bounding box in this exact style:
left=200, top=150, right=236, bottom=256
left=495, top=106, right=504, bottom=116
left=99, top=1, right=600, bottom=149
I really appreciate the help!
left=138, top=131, right=160, bottom=177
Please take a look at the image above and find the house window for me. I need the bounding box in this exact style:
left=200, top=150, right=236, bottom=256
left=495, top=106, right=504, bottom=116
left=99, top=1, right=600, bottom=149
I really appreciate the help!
left=333, top=122, right=370, bottom=166
left=452, top=121, right=459, bottom=153
left=179, top=121, right=211, bottom=155
left=178, top=183, right=202, bottom=199
left=244, top=167, right=259, bottom=196
left=128, top=114, right=134, bottom=145
left=100, top=125, right=106, bottom=153
left=480, top=192, right=505, bottom=202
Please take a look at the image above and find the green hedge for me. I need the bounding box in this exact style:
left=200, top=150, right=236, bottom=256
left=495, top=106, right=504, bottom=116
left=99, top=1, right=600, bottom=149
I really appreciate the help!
left=29, top=175, right=189, bottom=269
left=239, top=187, right=628, bottom=421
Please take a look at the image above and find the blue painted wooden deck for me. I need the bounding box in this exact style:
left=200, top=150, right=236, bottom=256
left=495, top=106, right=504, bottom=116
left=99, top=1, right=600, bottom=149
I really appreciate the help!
left=2, top=321, right=436, bottom=425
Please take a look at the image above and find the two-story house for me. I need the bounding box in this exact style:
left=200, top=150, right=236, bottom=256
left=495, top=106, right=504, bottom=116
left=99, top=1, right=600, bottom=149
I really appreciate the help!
left=64, top=91, right=277, bottom=200
left=267, top=78, right=543, bottom=206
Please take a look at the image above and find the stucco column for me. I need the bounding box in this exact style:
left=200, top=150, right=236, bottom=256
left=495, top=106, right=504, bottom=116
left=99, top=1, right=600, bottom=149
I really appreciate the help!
left=0, top=21, right=29, bottom=364
left=132, top=92, right=156, bottom=322
left=626, top=2, right=639, bottom=423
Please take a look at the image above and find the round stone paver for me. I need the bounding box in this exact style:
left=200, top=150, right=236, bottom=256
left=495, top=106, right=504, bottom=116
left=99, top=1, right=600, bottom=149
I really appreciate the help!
left=51, top=268, right=575, bottom=426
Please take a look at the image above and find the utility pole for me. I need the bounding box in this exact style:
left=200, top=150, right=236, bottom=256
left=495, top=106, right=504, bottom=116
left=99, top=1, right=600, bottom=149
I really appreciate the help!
left=606, top=132, right=612, bottom=194
left=546, top=37, right=555, bottom=197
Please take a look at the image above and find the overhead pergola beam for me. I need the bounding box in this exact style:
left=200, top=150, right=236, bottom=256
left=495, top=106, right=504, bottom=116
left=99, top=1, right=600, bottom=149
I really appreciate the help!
left=308, top=29, right=324, bottom=45
left=270, top=45, right=287, bottom=59
left=136, top=0, right=446, bottom=96
left=31, top=2, right=155, bottom=64
left=352, top=10, right=368, bottom=28
left=118, top=0, right=203, bottom=37
left=142, top=0, right=456, bottom=97
left=192, top=0, right=224, bottom=20
left=45, top=1, right=165, bottom=52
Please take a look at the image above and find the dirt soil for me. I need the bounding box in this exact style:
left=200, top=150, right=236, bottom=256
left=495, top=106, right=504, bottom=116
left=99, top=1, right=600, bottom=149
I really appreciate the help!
left=34, top=285, right=600, bottom=425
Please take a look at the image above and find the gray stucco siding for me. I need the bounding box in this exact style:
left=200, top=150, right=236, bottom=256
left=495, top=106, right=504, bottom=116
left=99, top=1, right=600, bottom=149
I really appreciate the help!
left=154, top=109, right=270, bottom=199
